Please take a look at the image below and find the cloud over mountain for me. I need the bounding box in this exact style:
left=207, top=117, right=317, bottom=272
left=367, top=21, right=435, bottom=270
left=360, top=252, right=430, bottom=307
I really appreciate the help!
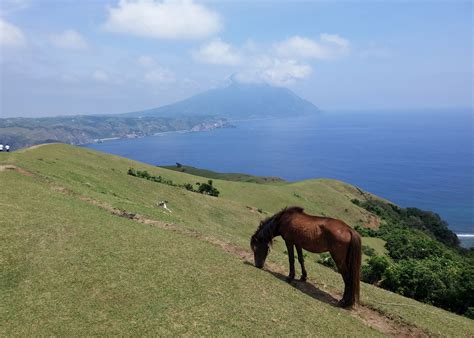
left=192, top=34, right=349, bottom=85
left=192, top=39, right=242, bottom=65
left=275, top=34, right=349, bottom=60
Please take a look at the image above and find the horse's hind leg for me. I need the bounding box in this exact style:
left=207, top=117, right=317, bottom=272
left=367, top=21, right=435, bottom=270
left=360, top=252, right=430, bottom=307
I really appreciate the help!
left=296, top=246, right=307, bottom=282
left=330, top=249, right=351, bottom=307
left=285, top=241, right=295, bottom=283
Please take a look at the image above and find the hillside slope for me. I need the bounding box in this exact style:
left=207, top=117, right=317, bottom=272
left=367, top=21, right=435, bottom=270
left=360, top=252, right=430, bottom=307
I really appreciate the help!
left=1, top=144, right=472, bottom=336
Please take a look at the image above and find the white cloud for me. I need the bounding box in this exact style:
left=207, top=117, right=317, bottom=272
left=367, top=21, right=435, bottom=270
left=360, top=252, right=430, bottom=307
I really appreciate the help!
left=137, top=56, right=174, bottom=84
left=235, top=57, right=312, bottom=86
left=192, top=39, right=241, bottom=65
left=92, top=69, right=109, bottom=82
left=261, top=59, right=312, bottom=85
left=103, top=0, right=221, bottom=39
left=275, top=36, right=329, bottom=59
left=50, top=29, right=87, bottom=50
left=320, top=33, right=350, bottom=49
left=0, top=18, right=26, bottom=47
left=275, top=34, right=349, bottom=60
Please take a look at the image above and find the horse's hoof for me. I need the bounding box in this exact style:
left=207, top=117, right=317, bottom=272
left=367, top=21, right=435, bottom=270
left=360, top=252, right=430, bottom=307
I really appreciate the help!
left=286, top=276, right=294, bottom=283
left=299, top=276, right=307, bottom=282
left=338, top=299, right=353, bottom=308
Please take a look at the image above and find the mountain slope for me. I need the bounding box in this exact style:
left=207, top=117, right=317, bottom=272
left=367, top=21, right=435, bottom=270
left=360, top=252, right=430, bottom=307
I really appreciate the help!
left=1, top=144, right=472, bottom=336
left=128, top=82, right=320, bottom=119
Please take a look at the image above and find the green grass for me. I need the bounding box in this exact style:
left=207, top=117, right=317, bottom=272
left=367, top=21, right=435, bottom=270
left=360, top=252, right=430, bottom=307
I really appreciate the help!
left=160, top=164, right=286, bottom=184
left=1, top=144, right=473, bottom=336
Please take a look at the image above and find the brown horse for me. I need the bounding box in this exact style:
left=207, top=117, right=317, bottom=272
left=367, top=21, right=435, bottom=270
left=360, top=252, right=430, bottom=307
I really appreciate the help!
left=250, top=207, right=361, bottom=307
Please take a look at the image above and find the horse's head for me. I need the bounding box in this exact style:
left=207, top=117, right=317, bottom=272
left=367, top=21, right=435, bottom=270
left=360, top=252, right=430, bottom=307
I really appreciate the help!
left=250, top=234, right=269, bottom=268
left=250, top=219, right=273, bottom=268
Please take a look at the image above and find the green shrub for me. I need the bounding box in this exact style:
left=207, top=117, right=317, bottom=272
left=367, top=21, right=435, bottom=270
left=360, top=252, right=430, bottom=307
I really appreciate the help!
left=383, top=228, right=445, bottom=260
left=317, top=253, right=337, bottom=271
left=197, top=180, right=220, bottom=197
left=355, top=225, right=379, bottom=237
left=351, top=198, right=361, bottom=206
left=361, top=255, right=390, bottom=284
left=362, top=245, right=376, bottom=257
left=127, top=168, right=219, bottom=197
left=182, top=183, right=195, bottom=191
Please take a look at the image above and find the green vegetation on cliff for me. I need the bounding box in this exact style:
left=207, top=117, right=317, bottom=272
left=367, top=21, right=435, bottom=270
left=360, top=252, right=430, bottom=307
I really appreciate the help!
left=353, top=199, right=473, bottom=318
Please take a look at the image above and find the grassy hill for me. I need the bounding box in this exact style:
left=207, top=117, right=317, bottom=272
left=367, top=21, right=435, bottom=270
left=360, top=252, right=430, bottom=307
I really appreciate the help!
left=1, top=144, right=472, bottom=336
left=160, top=164, right=286, bottom=184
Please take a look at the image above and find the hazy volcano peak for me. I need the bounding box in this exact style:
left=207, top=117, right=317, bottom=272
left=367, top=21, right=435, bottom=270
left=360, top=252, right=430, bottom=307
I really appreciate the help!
left=127, top=82, right=319, bottom=119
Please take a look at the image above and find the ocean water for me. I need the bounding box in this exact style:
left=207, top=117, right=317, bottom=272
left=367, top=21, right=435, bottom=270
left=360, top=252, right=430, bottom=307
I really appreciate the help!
left=86, top=110, right=473, bottom=244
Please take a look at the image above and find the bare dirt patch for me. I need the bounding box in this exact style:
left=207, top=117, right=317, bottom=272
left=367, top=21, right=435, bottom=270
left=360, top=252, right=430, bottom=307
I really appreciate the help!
left=365, top=214, right=380, bottom=229
left=0, top=165, right=34, bottom=177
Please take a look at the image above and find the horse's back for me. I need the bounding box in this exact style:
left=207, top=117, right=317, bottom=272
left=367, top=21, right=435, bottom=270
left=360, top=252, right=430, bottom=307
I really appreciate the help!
left=280, top=212, right=353, bottom=253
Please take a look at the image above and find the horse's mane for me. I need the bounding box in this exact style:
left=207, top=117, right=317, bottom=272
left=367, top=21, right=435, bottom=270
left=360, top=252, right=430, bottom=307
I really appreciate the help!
left=251, top=206, right=304, bottom=245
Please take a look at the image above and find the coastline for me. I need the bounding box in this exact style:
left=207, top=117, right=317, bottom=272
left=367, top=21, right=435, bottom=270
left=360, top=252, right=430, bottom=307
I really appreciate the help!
left=456, top=234, right=474, bottom=249
left=457, top=233, right=474, bottom=237
left=92, top=122, right=234, bottom=145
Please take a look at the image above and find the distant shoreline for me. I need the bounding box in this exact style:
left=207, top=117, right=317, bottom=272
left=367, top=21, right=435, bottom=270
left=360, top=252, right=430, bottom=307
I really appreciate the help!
left=93, top=124, right=232, bottom=144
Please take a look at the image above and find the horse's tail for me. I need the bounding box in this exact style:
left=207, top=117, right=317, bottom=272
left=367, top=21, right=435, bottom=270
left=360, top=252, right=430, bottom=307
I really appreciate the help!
left=347, top=228, right=361, bottom=306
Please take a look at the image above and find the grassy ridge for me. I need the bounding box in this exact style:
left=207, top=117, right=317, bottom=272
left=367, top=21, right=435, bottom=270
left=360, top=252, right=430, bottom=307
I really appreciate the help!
left=1, top=144, right=473, bottom=336
left=160, top=164, right=286, bottom=184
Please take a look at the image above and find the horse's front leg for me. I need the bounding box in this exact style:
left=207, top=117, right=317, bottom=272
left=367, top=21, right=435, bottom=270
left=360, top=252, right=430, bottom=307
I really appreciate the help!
left=296, top=245, right=307, bottom=282
left=285, top=241, right=295, bottom=283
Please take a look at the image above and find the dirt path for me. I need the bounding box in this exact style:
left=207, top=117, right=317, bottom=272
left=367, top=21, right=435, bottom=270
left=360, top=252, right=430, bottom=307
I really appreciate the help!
left=0, top=164, right=35, bottom=176
left=11, top=166, right=428, bottom=337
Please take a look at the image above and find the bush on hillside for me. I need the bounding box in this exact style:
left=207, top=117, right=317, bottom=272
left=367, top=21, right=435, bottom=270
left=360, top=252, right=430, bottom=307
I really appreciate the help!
left=127, top=168, right=220, bottom=197
left=197, top=180, right=220, bottom=197
left=362, top=245, right=376, bottom=257
left=356, top=199, right=459, bottom=247
left=317, top=253, right=337, bottom=271
left=355, top=225, right=379, bottom=237
left=361, top=255, right=390, bottom=284
left=354, top=197, right=473, bottom=317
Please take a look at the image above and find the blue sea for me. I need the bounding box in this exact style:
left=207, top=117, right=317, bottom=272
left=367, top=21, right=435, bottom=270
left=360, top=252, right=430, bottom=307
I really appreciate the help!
left=86, top=110, right=474, bottom=246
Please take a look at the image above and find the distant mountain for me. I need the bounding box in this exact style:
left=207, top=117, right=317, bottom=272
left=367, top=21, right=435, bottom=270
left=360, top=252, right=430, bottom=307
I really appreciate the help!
left=1, top=82, right=318, bottom=150
left=127, top=82, right=319, bottom=119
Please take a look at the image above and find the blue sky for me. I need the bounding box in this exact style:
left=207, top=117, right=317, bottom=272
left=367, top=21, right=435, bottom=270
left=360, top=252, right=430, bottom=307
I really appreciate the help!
left=0, top=0, right=472, bottom=117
